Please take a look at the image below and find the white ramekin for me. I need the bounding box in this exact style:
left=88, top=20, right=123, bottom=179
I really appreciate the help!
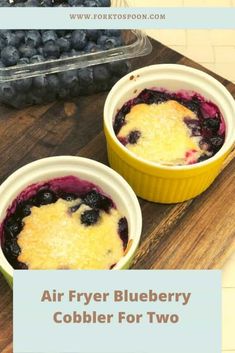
left=0, top=156, right=142, bottom=286
left=104, top=64, right=235, bottom=203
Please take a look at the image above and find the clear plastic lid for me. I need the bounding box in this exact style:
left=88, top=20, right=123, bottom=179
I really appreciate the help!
left=0, top=30, right=152, bottom=82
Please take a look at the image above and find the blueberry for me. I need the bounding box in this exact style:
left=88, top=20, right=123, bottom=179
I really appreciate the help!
left=0, top=83, right=15, bottom=99
left=86, top=30, right=101, bottom=41
left=43, top=42, right=60, bottom=59
left=0, top=60, right=5, bottom=68
left=42, top=30, right=58, bottom=44
left=29, top=54, right=44, bottom=63
left=77, top=67, right=93, bottom=86
left=184, top=118, right=201, bottom=136
left=84, top=42, right=101, bottom=53
left=14, top=78, right=32, bottom=92
left=24, top=0, right=40, bottom=6
left=57, top=37, right=71, bottom=52
left=70, top=49, right=81, bottom=57
left=84, top=0, right=100, bottom=6
left=108, top=60, right=131, bottom=76
left=2, top=32, right=20, bottom=48
left=59, top=70, right=78, bottom=88
left=68, top=0, right=84, bottom=5
left=42, top=0, right=54, bottom=5
left=98, top=0, right=111, bottom=5
left=18, top=203, right=32, bottom=217
left=11, top=94, right=28, bottom=108
left=103, top=36, right=122, bottom=50
left=1, top=46, right=20, bottom=66
left=4, top=238, right=21, bottom=258
left=33, top=75, right=48, bottom=89
left=210, top=136, right=224, bottom=150
left=0, top=30, right=8, bottom=38
left=37, top=47, right=44, bottom=55
left=93, top=64, right=111, bottom=83
left=0, top=37, right=5, bottom=51
left=97, top=35, right=109, bottom=46
left=83, top=190, right=102, bottom=209
left=27, top=91, right=44, bottom=104
left=139, top=89, right=169, bottom=105
left=71, top=30, right=87, bottom=50
left=98, top=34, right=122, bottom=49
left=203, top=117, right=220, bottom=132
left=113, top=110, right=126, bottom=134
left=18, top=262, right=28, bottom=269
left=58, top=87, right=70, bottom=99
left=0, top=0, right=11, bottom=6
left=69, top=82, right=80, bottom=97
left=80, top=209, right=100, bottom=226
left=14, top=30, right=26, bottom=43
left=118, top=217, right=128, bottom=249
left=47, top=74, right=60, bottom=91
left=128, top=130, right=141, bottom=144
left=182, top=99, right=201, bottom=115
left=13, top=2, right=25, bottom=6
left=36, top=189, right=57, bottom=205
left=103, top=29, right=121, bottom=37
left=64, top=32, right=72, bottom=40
left=19, top=44, right=37, bottom=58
left=25, top=30, right=41, bottom=48
left=18, top=57, right=30, bottom=65
left=56, top=30, right=68, bottom=37
left=83, top=190, right=112, bottom=212
left=4, top=218, right=22, bottom=238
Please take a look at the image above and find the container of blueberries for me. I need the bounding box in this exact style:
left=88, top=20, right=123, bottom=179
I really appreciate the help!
left=0, top=0, right=152, bottom=108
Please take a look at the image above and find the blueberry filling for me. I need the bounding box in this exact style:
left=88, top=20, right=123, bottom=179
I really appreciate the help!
left=118, top=217, right=128, bottom=249
left=114, top=88, right=225, bottom=164
left=128, top=130, right=141, bottom=144
left=36, top=189, right=57, bottom=205
left=1, top=176, right=128, bottom=269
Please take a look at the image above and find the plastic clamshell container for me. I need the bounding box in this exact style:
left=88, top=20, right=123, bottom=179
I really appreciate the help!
left=0, top=156, right=142, bottom=286
left=0, top=29, right=151, bottom=108
left=104, top=64, right=235, bottom=203
left=0, top=0, right=152, bottom=109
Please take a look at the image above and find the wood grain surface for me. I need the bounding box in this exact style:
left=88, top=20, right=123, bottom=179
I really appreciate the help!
left=1, top=38, right=235, bottom=352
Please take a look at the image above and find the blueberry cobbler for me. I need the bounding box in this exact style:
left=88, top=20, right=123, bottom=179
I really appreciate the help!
left=1, top=176, right=128, bottom=270
left=114, top=89, right=226, bottom=165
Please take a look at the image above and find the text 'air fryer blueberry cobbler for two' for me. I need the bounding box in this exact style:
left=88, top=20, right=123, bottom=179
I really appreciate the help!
left=1, top=176, right=128, bottom=270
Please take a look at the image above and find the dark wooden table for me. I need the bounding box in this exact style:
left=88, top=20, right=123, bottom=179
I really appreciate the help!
left=1, top=38, right=235, bottom=352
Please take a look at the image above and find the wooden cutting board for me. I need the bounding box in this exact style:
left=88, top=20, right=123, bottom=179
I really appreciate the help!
left=1, top=37, right=235, bottom=352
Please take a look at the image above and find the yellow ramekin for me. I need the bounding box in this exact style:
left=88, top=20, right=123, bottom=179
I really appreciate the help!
left=104, top=64, right=235, bottom=203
